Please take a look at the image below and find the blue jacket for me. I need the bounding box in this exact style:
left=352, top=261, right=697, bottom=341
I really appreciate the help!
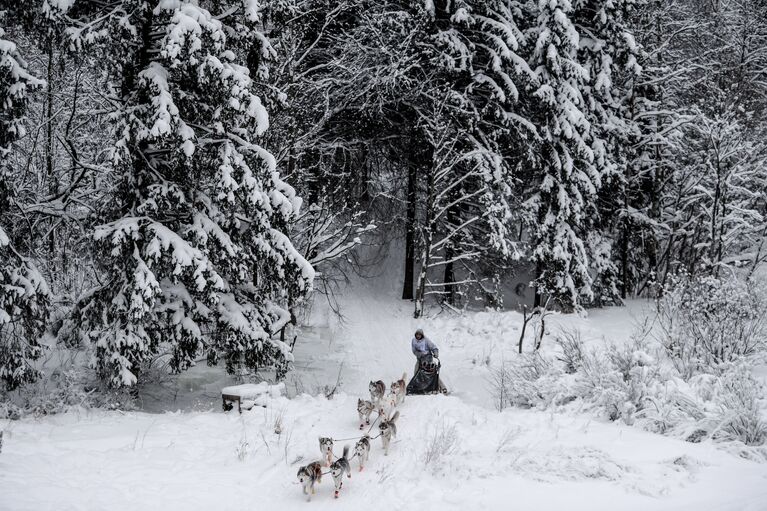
left=411, top=336, right=438, bottom=358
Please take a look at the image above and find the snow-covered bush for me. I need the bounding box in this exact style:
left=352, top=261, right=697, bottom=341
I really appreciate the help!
left=655, top=274, right=767, bottom=378
left=710, top=366, right=767, bottom=446
left=494, top=321, right=767, bottom=448
left=1, top=368, right=91, bottom=418
left=576, top=335, right=664, bottom=424
left=490, top=353, right=567, bottom=410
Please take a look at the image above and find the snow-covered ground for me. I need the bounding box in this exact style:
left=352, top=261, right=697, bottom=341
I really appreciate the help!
left=2, top=281, right=767, bottom=511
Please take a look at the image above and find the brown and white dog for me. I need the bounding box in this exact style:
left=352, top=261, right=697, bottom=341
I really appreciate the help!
left=368, top=380, right=386, bottom=412
left=378, top=410, right=400, bottom=456
left=319, top=436, right=334, bottom=466
left=297, top=461, right=323, bottom=501
left=354, top=435, right=370, bottom=472
left=330, top=445, right=351, bottom=498
left=390, top=372, right=407, bottom=405
left=357, top=399, right=375, bottom=430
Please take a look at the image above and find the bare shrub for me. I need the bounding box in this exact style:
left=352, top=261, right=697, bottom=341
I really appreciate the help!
left=312, top=362, right=344, bottom=399
left=495, top=426, right=520, bottom=453
left=555, top=329, right=585, bottom=374
left=422, top=421, right=459, bottom=466
left=235, top=439, right=249, bottom=462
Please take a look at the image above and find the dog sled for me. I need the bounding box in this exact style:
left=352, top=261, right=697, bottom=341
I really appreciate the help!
left=406, top=353, right=447, bottom=395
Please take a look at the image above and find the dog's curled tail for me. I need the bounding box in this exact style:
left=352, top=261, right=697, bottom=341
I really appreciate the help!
left=389, top=410, right=400, bottom=423
left=401, top=372, right=407, bottom=382
left=342, top=444, right=350, bottom=459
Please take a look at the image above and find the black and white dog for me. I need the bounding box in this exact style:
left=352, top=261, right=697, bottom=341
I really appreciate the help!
left=319, top=436, right=334, bottom=466
left=378, top=410, right=399, bottom=456
left=330, top=445, right=351, bottom=498
left=297, top=461, right=323, bottom=501
left=353, top=435, right=370, bottom=472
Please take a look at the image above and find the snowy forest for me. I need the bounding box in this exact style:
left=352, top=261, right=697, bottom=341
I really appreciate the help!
left=1, top=1, right=767, bottom=509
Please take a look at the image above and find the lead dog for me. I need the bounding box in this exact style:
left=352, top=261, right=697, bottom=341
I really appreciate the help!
left=368, top=380, right=386, bottom=412
left=357, top=399, right=375, bottom=429
left=330, top=445, right=351, bottom=498
left=354, top=435, right=370, bottom=472
left=297, top=461, right=323, bottom=501
left=319, top=436, right=334, bottom=466
left=390, top=372, right=407, bottom=405
left=378, top=410, right=399, bottom=456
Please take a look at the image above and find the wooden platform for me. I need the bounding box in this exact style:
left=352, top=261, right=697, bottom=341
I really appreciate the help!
left=221, top=382, right=285, bottom=412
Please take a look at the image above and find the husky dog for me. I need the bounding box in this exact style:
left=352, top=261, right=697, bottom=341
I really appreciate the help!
left=330, top=445, right=352, bottom=498
left=379, top=392, right=397, bottom=418
left=297, top=461, right=323, bottom=501
left=353, top=435, right=370, bottom=472
left=378, top=410, right=400, bottom=456
left=369, top=380, right=386, bottom=411
left=319, top=436, right=334, bottom=466
left=390, top=372, right=407, bottom=405
left=357, top=399, right=375, bottom=429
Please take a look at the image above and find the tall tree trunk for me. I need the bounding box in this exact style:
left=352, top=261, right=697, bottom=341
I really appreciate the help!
left=45, top=42, right=56, bottom=256
left=402, top=156, right=417, bottom=300
left=443, top=200, right=458, bottom=305
left=414, top=165, right=435, bottom=318
left=533, top=260, right=543, bottom=308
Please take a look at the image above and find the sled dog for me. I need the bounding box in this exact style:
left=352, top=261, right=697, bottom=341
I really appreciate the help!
left=368, top=380, right=386, bottom=411
left=390, top=372, right=407, bottom=405
left=297, top=461, right=323, bottom=501
left=330, top=445, right=352, bottom=498
left=378, top=410, right=400, bottom=456
left=380, top=392, right=397, bottom=418
left=357, top=398, right=375, bottom=429
left=319, top=436, right=334, bottom=466
left=354, top=435, right=371, bottom=472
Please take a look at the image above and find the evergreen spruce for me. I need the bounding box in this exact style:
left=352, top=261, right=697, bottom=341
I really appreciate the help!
left=0, top=27, right=49, bottom=390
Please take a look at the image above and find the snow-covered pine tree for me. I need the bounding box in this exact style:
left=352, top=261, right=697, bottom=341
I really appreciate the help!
left=524, top=0, right=603, bottom=309
left=0, top=27, right=50, bottom=390
left=571, top=0, right=643, bottom=303
left=412, top=0, right=532, bottom=316
left=55, top=1, right=314, bottom=386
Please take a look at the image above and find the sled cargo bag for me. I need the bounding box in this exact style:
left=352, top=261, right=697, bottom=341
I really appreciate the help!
left=406, top=354, right=441, bottom=395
